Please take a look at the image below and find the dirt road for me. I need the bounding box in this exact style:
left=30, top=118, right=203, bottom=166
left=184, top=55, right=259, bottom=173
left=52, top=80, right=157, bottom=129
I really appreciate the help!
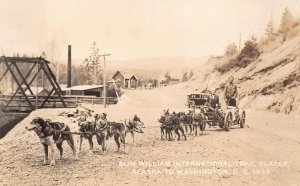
left=0, top=87, right=299, bottom=186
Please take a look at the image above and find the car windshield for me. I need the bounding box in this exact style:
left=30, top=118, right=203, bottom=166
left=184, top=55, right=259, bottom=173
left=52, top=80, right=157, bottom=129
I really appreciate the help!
left=189, top=94, right=208, bottom=98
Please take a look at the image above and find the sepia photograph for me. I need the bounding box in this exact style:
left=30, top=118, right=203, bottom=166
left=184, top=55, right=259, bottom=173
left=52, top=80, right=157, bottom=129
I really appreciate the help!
left=0, top=0, right=300, bottom=185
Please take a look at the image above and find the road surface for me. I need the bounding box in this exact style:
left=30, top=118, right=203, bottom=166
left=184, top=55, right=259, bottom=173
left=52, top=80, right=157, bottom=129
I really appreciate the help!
left=0, top=87, right=299, bottom=186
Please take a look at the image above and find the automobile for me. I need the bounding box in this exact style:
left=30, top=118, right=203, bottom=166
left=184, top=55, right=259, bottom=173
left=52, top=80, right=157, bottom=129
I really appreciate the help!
left=186, top=93, right=210, bottom=108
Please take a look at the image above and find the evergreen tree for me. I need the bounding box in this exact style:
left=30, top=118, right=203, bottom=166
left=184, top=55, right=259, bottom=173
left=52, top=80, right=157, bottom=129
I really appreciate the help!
left=182, top=72, right=188, bottom=82
left=278, top=7, right=294, bottom=41
left=188, top=70, right=193, bottom=79
left=265, top=19, right=275, bottom=42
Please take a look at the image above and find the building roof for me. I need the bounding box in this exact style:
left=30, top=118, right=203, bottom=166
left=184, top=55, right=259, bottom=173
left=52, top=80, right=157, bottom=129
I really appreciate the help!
left=112, top=71, right=139, bottom=80
left=61, top=85, right=104, bottom=91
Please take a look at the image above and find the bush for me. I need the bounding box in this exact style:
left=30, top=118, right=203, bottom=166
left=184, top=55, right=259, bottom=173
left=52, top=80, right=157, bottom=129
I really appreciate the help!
left=224, top=42, right=238, bottom=57
left=237, top=36, right=260, bottom=62
left=216, top=36, right=260, bottom=74
left=215, top=58, right=239, bottom=74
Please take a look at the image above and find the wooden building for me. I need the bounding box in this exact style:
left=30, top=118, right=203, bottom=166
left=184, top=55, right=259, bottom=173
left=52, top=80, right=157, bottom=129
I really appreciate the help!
left=61, top=85, right=105, bottom=97
left=111, top=71, right=139, bottom=89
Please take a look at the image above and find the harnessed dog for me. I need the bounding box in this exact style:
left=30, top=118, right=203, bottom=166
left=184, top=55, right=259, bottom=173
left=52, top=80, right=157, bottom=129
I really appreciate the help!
left=78, top=114, right=106, bottom=153
left=26, top=117, right=78, bottom=166
left=125, top=116, right=144, bottom=143
left=191, top=109, right=205, bottom=136
left=158, top=115, right=173, bottom=141
left=158, top=115, right=168, bottom=141
left=172, top=112, right=187, bottom=141
left=179, top=111, right=193, bottom=135
left=107, top=121, right=126, bottom=152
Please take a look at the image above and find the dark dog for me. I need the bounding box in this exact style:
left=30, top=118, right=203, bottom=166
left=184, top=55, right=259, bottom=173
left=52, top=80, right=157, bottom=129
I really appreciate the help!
left=78, top=120, right=106, bottom=153
left=125, top=118, right=144, bottom=143
left=191, top=110, right=205, bottom=136
left=158, top=115, right=172, bottom=141
left=107, top=122, right=126, bottom=152
left=158, top=111, right=187, bottom=141
left=26, top=117, right=78, bottom=166
left=179, top=112, right=193, bottom=134
left=171, top=112, right=187, bottom=140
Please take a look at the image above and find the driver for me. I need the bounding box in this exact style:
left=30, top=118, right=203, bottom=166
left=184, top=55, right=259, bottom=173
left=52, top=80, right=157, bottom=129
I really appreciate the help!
left=224, top=76, right=238, bottom=107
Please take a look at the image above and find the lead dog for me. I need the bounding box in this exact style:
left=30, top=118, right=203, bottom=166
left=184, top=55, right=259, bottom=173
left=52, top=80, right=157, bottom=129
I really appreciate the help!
left=26, top=117, right=78, bottom=166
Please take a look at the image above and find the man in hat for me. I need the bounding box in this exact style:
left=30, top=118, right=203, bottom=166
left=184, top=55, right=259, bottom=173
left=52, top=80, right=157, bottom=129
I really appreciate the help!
left=224, top=76, right=238, bottom=107
left=209, top=89, right=220, bottom=109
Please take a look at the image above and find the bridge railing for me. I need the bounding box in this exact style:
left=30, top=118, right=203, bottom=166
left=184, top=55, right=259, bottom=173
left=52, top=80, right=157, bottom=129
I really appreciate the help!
left=0, top=94, right=118, bottom=111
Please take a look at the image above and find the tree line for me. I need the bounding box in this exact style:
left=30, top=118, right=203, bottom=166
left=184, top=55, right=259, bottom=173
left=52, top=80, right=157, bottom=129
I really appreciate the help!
left=217, top=7, right=298, bottom=74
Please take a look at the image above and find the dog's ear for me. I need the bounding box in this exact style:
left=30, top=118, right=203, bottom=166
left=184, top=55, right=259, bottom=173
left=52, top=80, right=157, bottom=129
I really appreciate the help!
left=37, top=117, right=45, bottom=124
left=32, top=117, right=43, bottom=125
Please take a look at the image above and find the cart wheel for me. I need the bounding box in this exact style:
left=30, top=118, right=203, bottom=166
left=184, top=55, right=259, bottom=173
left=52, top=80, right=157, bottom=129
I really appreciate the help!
left=217, top=114, right=224, bottom=128
left=224, top=111, right=232, bottom=131
left=240, top=111, right=246, bottom=128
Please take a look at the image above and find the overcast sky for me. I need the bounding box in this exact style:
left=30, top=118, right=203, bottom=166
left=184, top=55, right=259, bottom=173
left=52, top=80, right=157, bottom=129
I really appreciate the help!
left=0, top=0, right=299, bottom=61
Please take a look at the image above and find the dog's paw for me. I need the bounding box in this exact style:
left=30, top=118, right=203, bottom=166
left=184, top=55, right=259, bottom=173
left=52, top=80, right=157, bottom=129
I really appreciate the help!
left=88, top=150, right=94, bottom=155
left=74, top=155, right=79, bottom=160
left=56, top=156, right=62, bottom=160
left=101, top=151, right=107, bottom=155
left=50, top=161, right=56, bottom=166
left=42, top=161, right=48, bottom=166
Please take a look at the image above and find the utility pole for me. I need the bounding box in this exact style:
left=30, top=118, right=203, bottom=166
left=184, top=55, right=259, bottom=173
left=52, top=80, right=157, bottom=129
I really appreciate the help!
left=67, top=45, right=72, bottom=88
left=100, top=53, right=110, bottom=108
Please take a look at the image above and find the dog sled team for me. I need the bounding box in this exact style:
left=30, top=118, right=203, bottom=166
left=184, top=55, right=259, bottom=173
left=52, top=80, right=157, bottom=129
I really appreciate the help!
left=158, top=108, right=207, bottom=141
left=25, top=76, right=243, bottom=165
left=26, top=112, right=144, bottom=166
left=158, top=76, right=244, bottom=140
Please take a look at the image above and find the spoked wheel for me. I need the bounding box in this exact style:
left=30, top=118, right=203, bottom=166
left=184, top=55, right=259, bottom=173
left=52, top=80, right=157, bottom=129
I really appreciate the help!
left=224, top=112, right=232, bottom=131
left=240, top=111, right=246, bottom=128
left=217, top=113, right=224, bottom=128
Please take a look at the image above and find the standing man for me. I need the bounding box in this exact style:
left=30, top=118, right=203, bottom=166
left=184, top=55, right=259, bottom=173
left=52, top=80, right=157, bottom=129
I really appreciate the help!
left=209, top=89, right=220, bottom=109
left=224, top=76, right=238, bottom=107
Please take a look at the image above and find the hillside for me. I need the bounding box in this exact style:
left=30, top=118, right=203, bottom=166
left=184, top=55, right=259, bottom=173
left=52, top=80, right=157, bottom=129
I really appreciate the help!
left=181, top=25, right=300, bottom=114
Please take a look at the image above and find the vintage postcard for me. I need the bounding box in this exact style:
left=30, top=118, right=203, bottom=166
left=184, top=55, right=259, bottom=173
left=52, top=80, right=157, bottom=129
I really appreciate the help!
left=0, top=0, right=300, bottom=185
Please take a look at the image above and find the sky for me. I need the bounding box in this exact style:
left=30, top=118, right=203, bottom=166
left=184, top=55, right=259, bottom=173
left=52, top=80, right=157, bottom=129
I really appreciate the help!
left=0, top=0, right=300, bottom=61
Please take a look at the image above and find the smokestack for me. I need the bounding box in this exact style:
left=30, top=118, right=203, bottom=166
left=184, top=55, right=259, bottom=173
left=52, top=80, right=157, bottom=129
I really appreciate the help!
left=67, top=45, right=71, bottom=88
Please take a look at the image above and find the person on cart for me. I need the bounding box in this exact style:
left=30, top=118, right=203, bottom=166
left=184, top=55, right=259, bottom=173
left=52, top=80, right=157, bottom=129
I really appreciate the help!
left=224, top=76, right=238, bottom=107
